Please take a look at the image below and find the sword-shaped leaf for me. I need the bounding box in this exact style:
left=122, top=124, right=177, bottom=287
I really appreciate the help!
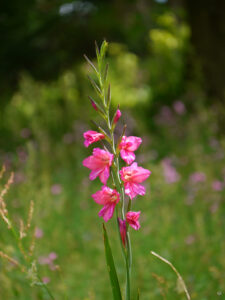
left=103, top=224, right=122, bottom=300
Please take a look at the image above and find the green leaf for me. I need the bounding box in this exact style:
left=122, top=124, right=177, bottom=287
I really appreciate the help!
left=84, top=54, right=98, bottom=74
left=103, top=224, right=122, bottom=300
left=87, top=76, right=101, bottom=95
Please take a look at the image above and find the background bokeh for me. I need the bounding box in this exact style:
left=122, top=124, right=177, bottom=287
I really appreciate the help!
left=0, top=0, right=224, bottom=299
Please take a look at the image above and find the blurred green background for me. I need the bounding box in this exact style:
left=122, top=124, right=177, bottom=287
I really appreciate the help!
left=0, top=0, right=224, bottom=299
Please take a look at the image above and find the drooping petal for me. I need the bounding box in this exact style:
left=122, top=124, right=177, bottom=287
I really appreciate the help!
left=124, top=182, right=145, bottom=199
left=120, top=149, right=136, bottom=165
left=126, top=211, right=141, bottom=230
left=99, top=203, right=116, bottom=222
left=89, top=168, right=103, bottom=181
left=99, top=166, right=110, bottom=185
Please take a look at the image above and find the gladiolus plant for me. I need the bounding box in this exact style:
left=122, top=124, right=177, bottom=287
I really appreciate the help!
left=83, top=41, right=191, bottom=300
left=83, top=41, right=151, bottom=300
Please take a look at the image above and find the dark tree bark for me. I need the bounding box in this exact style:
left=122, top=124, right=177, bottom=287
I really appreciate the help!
left=185, top=0, right=225, bottom=103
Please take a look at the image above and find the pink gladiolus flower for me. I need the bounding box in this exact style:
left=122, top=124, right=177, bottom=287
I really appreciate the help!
left=83, top=130, right=105, bottom=147
left=118, top=218, right=126, bottom=246
left=126, top=211, right=141, bottom=230
left=119, top=136, right=142, bottom=165
left=113, top=109, right=121, bottom=124
left=92, top=186, right=120, bottom=222
left=120, top=162, right=151, bottom=199
left=83, top=148, right=113, bottom=184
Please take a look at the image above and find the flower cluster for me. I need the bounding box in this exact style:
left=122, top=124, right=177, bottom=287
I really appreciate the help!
left=82, top=41, right=151, bottom=260
left=83, top=112, right=151, bottom=240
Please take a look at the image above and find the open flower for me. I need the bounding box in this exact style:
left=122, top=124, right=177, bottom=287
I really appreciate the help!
left=92, top=186, right=120, bottom=222
left=126, top=211, right=141, bottom=230
left=83, top=130, right=105, bottom=147
left=118, top=218, right=126, bottom=246
left=119, top=136, right=142, bottom=165
left=83, top=148, right=113, bottom=184
left=120, top=162, right=151, bottom=199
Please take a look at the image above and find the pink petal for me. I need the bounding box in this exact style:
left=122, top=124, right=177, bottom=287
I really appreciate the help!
left=83, top=131, right=105, bottom=148
left=120, top=150, right=136, bottom=165
left=122, top=136, right=142, bottom=152
left=124, top=182, right=145, bottom=199
left=99, top=166, right=110, bottom=185
left=92, top=190, right=107, bottom=205
left=99, top=203, right=115, bottom=222
left=92, top=186, right=120, bottom=205
left=83, top=156, right=101, bottom=170
left=89, top=168, right=103, bottom=181
left=130, top=164, right=151, bottom=183
left=126, top=211, right=141, bottom=230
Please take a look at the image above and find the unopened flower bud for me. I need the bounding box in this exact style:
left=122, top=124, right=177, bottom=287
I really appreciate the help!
left=113, top=109, right=121, bottom=124
left=90, top=99, right=98, bottom=111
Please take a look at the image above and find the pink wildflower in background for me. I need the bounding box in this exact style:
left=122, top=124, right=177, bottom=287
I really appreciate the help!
left=162, top=158, right=180, bottom=184
left=113, top=109, right=121, bottom=124
left=51, top=184, right=62, bottom=195
left=189, top=172, right=206, bottom=184
left=119, top=136, right=142, bottom=165
left=83, top=148, right=113, bottom=184
left=38, top=252, right=58, bottom=270
left=212, top=180, right=223, bottom=191
left=42, top=277, right=50, bottom=284
left=48, top=252, right=58, bottom=261
left=83, top=130, right=105, bottom=147
left=92, top=186, right=120, bottom=222
left=35, top=227, right=43, bottom=239
left=120, top=162, right=151, bottom=199
left=173, top=100, right=186, bottom=115
left=118, top=218, right=126, bottom=247
left=126, top=211, right=141, bottom=230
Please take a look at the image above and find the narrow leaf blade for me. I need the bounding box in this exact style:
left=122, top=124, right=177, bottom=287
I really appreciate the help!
left=103, top=224, right=122, bottom=300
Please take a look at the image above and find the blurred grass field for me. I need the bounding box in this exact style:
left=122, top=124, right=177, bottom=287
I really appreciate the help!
left=0, top=37, right=225, bottom=300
